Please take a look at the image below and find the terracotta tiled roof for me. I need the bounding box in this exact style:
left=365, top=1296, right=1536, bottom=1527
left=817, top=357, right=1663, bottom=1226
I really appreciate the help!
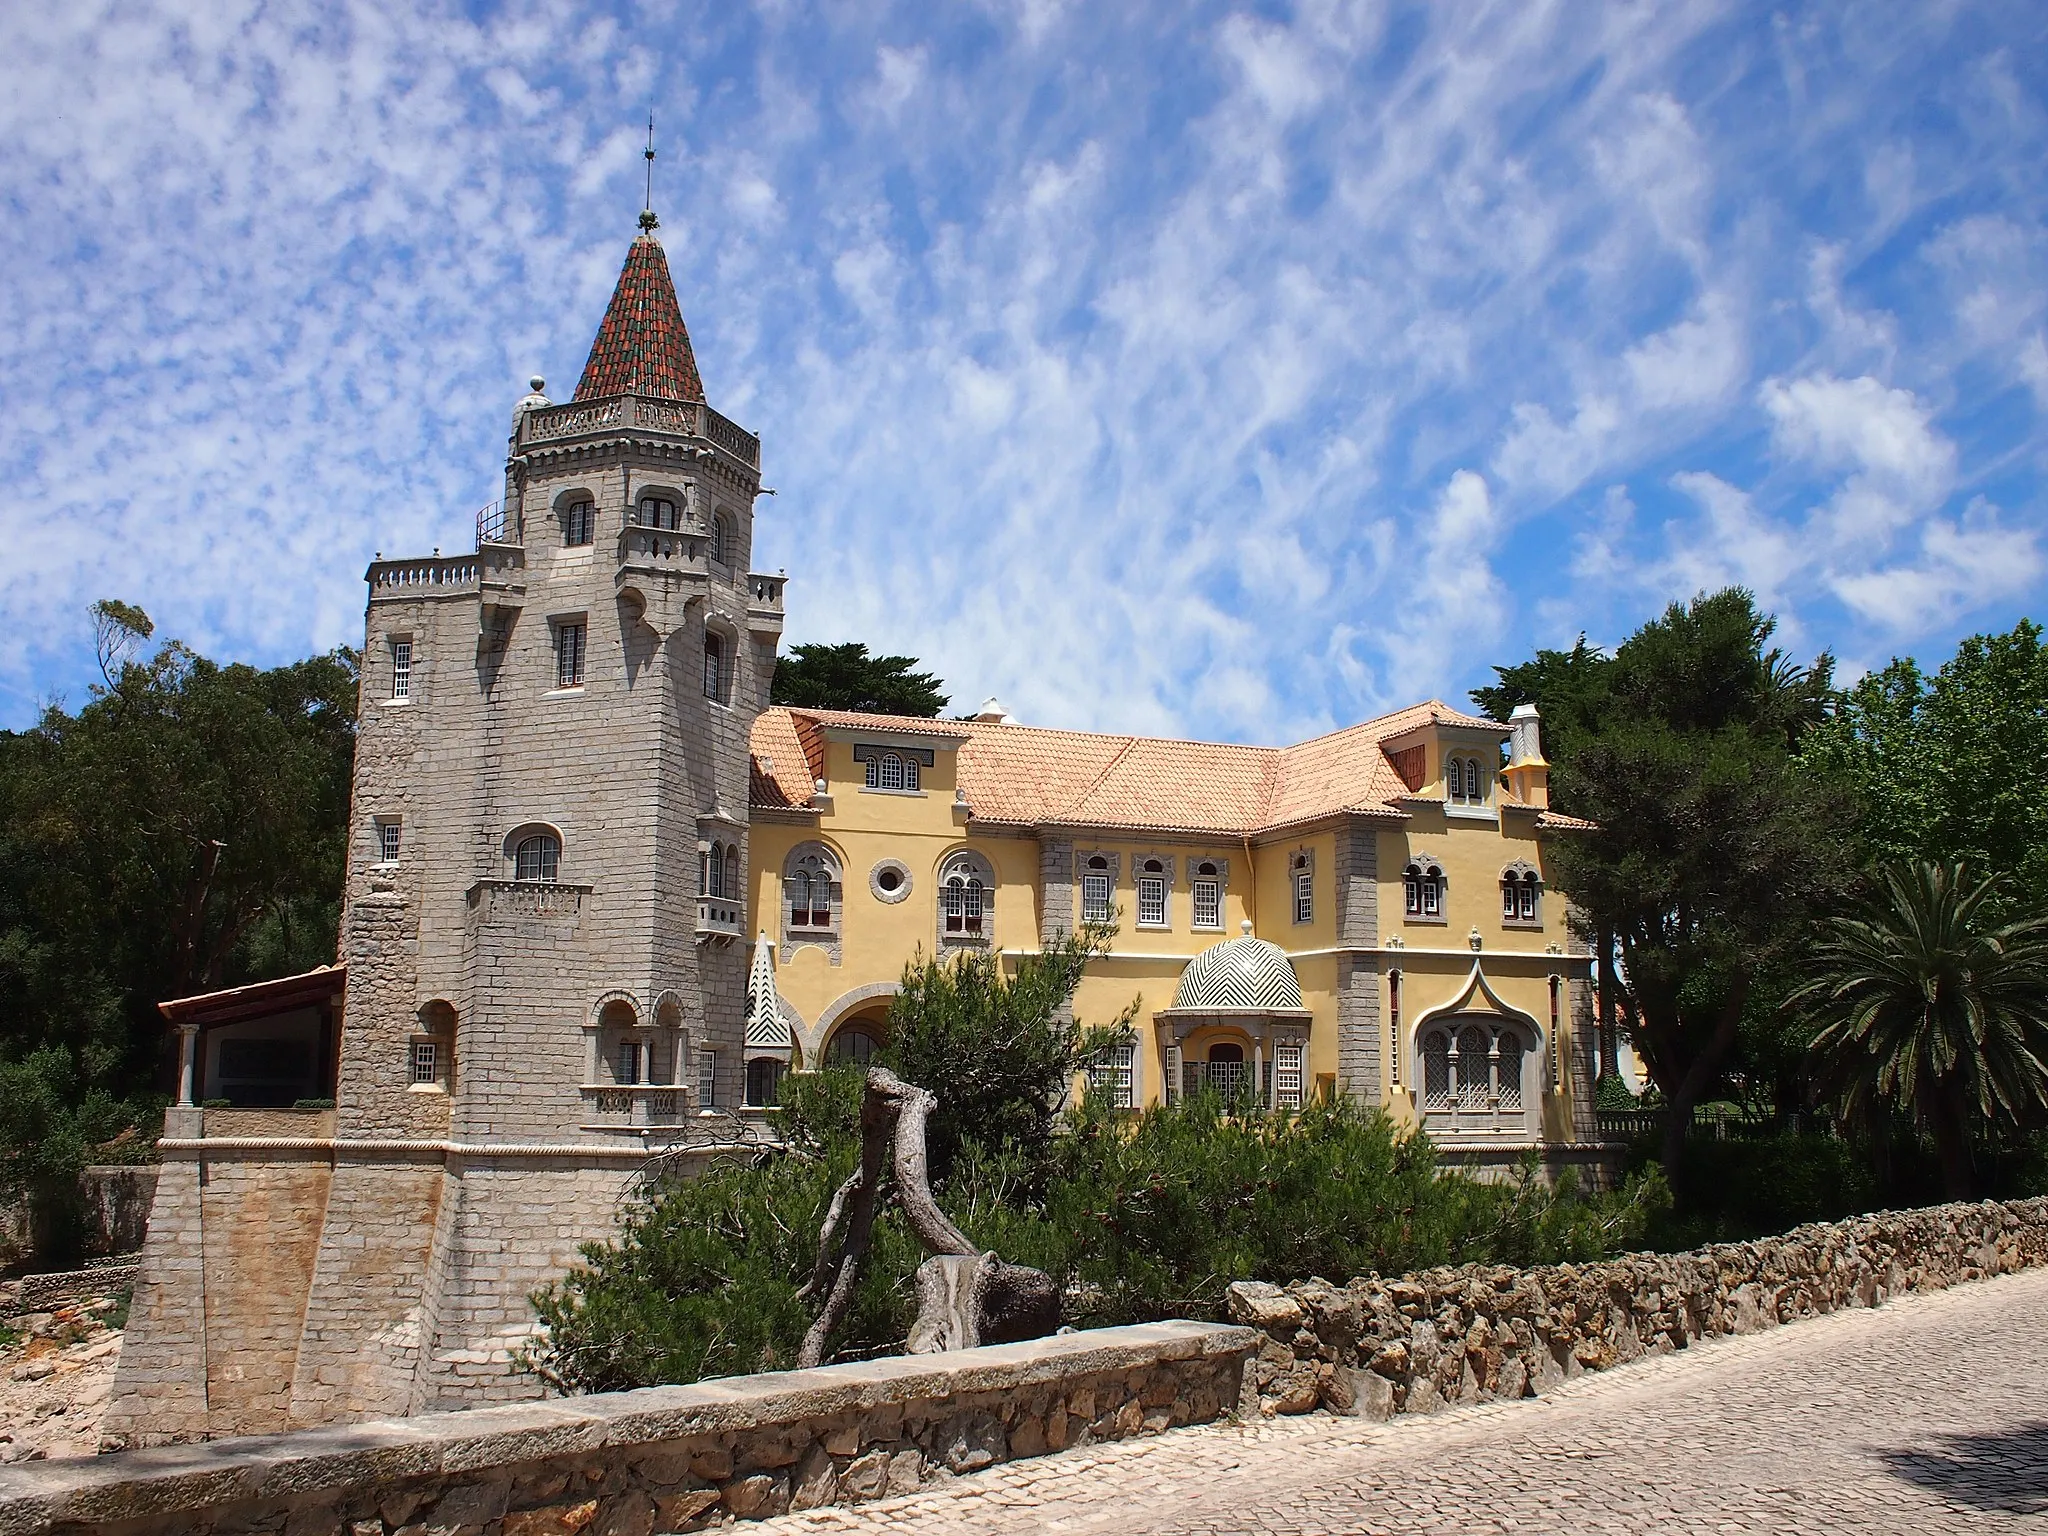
left=748, top=700, right=1522, bottom=837
left=573, top=234, right=706, bottom=403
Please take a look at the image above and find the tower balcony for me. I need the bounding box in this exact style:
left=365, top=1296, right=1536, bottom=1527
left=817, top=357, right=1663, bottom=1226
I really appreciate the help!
left=696, top=894, right=744, bottom=943
left=517, top=393, right=760, bottom=470
left=747, top=572, right=786, bottom=638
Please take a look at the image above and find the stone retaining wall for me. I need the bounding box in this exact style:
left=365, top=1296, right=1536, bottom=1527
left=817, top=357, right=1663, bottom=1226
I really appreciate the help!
left=0, top=1321, right=1254, bottom=1536
left=1229, top=1196, right=2048, bottom=1418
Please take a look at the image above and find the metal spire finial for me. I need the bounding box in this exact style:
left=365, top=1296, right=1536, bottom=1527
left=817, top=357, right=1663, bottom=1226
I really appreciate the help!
left=639, top=110, right=659, bottom=232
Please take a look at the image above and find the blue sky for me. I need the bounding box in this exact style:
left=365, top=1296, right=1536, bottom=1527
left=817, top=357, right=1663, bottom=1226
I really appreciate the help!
left=2, top=1, right=2045, bottom=742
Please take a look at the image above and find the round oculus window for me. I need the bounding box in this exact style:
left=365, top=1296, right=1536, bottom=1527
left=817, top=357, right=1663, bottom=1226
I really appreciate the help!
left=870, top=860, right=913, bottom=904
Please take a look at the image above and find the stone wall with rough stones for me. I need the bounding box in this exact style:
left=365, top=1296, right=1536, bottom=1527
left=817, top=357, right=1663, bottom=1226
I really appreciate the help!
left=0, top=1321, right=1254, bottom=1536
left=1226, top=1195, right=2048, bottom=1419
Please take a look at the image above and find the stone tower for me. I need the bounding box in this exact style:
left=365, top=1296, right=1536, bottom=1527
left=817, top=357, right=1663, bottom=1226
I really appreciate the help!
left=104, top=224, right=787, bottom=1439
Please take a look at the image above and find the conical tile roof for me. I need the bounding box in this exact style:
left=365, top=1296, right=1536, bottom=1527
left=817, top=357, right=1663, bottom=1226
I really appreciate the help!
left=573, top=234, right=706, bottom=403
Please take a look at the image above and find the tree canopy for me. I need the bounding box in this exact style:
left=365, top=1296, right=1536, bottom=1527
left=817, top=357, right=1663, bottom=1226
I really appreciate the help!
left=769, top=642, right=949, bottom=717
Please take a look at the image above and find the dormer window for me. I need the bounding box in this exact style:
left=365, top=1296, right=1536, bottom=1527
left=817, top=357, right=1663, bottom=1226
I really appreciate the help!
left=638, top=495, right=680, bottom=531
left=1137, top=859, right=1168, bottom=927
left=1082, top=855, right=1113, bottom=924
left=1502, top=865, right=1541, bottom=925
left=861, top=751, right=921, bottom=792
left=563, top=500, right=595, bottom=546
left=1404, top=858, right=1445, bottom=920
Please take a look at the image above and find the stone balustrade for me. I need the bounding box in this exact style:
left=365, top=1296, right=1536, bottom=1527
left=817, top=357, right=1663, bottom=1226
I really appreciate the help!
left=0, top=1322, right=1254, bottom=1535
left=1228, top=1196, right=2048, bottom=1419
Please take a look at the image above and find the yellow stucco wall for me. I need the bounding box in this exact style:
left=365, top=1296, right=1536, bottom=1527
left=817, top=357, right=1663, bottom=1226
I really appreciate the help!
left=747, top=725, right=1583, bottom=1141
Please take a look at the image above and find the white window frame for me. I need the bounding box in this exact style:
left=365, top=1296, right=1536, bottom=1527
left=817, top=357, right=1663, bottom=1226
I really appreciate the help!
left=1137, top=873, right=1167, bottom=927
left=1192, top=878, right=1222, bottom=929
left=376, top=819, right=402, bottom=865
left=1291, top=855, right=1313, bottom=925
left=1274, top=1040, right=1304, bottom=1110
left=1081, top=870, right=1112, bottom=925
left=389, top=637, right=412, bottom=700
left=1405, top=860, right=1444, bottom=920
left=697, top=1047, right=717, bottom=1111
left=515, top=833, right=560, bottom=883
left=1089, top=1037, right=1138, bottom=1109
left=555, top=621, right=586, bottom=690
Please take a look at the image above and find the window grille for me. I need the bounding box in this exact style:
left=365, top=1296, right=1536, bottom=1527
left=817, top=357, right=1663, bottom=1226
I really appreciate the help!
left=697, top=1048, right=716, bottom=1110
left=1274, top=1041, right=1304, bottom=1109
left=1192, top=879, right=1221, bottom=929
left=702, top=633, right=724, bottom=700
left=564, top=501, right=594, bottom=545
left=410, top=1040, right=438, bottom=1085
left=1089, top=1038, right=1137, bottom=1109
left=377, top=821, right=401, bottom=863
left=1082, top=871, right=1112, bottom=924
left=1496, top=1030, right=1525, bottom=1110
left=555, top=622, right=586, bottom=688
left=1421, top=1031, right=1451, bottom=1109
left=1456, top=1026, right=1491, bottom=1109
left=514, top=833, right=559, bottom=883
left=1137, top=875, right=1167, bottom=926
left=390, top=638, right=411, bottom=699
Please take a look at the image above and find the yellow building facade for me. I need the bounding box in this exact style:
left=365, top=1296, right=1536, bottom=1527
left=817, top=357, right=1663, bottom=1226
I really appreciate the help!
left=743, top=696, right=1603, bottom=1175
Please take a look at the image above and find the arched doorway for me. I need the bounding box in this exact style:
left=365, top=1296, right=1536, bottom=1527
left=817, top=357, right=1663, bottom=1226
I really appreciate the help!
left=826, top=1013, right=887, bottom=1066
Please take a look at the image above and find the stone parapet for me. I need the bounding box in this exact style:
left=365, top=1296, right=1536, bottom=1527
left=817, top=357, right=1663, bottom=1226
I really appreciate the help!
left=1227, top=1195, right=2048, bottom=1418
left=0, top=1321, right=1255, bottom=1535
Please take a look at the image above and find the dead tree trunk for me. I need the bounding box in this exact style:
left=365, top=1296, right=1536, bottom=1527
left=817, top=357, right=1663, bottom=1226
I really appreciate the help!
left=797, top=1068, right=1059, bottom=1368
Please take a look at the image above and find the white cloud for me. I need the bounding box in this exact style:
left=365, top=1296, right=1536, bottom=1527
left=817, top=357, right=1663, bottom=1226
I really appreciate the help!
left=1831, top=500, right=2043, bottom=632
left=1758, top=372, right=1955, bottom=545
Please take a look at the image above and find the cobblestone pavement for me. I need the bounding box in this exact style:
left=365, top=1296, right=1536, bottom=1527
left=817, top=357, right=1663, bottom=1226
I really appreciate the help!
left=756, top=1266, right=2048, bottom=1534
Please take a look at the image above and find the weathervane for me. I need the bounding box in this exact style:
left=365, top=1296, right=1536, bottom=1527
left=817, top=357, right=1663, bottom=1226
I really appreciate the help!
left=639, top=109, right=659, bottom=232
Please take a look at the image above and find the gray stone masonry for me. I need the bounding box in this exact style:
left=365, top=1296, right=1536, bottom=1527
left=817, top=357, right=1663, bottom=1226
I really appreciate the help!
left=1225, top=1195, right=2048, bottom=1419
left=0, top=1322, right=1255, bottom=1535
left=1331, top=819, right=1380, bottom=1100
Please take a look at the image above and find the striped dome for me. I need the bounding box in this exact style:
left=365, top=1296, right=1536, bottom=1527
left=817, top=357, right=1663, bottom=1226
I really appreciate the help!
left=1174, top=929, right=1304, bottom=1011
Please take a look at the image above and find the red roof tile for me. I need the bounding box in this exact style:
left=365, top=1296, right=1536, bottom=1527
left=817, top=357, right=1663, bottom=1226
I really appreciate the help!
left=748, top=701, right=1517, bottom=837
left=573, top=235, right=706, bottom=403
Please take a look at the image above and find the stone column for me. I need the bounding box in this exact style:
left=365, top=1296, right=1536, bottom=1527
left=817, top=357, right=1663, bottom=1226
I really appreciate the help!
left=175, top=1023, right=200, bottom=1107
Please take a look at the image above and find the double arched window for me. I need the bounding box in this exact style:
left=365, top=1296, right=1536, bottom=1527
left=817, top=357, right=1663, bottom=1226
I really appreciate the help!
left=1501, top=864, right=1541, bottom=924
left=784, top=846, right=841, bottom=932
left=701, top=841, right=740, bottom=899
left=940, top=851, right=995, bottom=941
left=1403, top=858, right=1444, bottom=919
left=514, top=832, right=560, bottom=883
left=862, top=752, right=921, bottom=792
left=1446, top=753, right=1493, bottom=806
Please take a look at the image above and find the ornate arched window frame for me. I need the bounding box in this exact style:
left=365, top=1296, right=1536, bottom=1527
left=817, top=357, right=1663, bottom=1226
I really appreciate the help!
left=937, top=847, right=997, bottom=946
left=783, top=841, right=844, bottom=937
left=506, top=823, right=564, bottom=884
left=1403, top=855, right=1446, bottom=923
left=1501, top=861, right=1542, bottom=927
left=1409, top=961, right=1545, bottom=1141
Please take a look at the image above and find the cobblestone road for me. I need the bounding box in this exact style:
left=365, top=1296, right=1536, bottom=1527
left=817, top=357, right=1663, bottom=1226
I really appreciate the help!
left=756, top=1266, right=2048, bottom=1534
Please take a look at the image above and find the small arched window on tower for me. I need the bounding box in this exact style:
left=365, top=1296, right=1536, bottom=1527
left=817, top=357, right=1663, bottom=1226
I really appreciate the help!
left=703, top=841, right=724, bottom=898
left=638, top=494, right=680, bottom=531
left=562, top=499, right=595, bottom=546
left=724, top=845, right=740, bottom=903
left=711, top=512, right=732, bottom=566
left=1404, top=858, right=1445, bottom=920
left=702, top=631, right=725, bottom=702
left=1501, top=865, right=1541, bottom=925
left=514, top=832, right=560, bottom=884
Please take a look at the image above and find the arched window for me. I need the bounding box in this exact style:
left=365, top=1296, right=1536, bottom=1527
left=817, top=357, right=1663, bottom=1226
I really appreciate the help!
left=902, top=756, right=920, bottom=791
left=1502, top=866, right=1541, bottom=923
left=638, top=495, right=679, bottom=531
left=785, top=848, right=840, bottom=931
left=1421, top=1030, right=1452, bottom=1110
left=724, top=845, right=740, bottom=901
left=745, top=1056, right=786, bottom=1107
left=562, top=499, right=594, bottom=546
left=1447, top=755, right=1491, bottom=806
left=1081, top=855, right=1113, bottom=924
left=1291, top=852, right=1313, bottom=924
left=1455, top=1025, right=1491, bottom=1109
left=514, top=833, right=560, bottom=883
left=940, top=851, right=996, bottom=940
left=827, top=1024, right=882, bottom=1066
left=702, top=632, right=725, bottom=701
left=1190, top=859, right=1225, bottom=930
left=1404, top=859, right=1444, bottom=918
left=1496, top=1029, right=1526, bottom=1110
left=879, top=753, right=905, bottom=790
left=711, top=512, right=731, bottom=565
left=1137, top=859, right=1168, bottom=927
left=704, top=841, right=725, bottom=898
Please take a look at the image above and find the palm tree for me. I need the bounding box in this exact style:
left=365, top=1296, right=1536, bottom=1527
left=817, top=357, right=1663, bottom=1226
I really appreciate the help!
left=1791, top=862, right=2048, bottom=1199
